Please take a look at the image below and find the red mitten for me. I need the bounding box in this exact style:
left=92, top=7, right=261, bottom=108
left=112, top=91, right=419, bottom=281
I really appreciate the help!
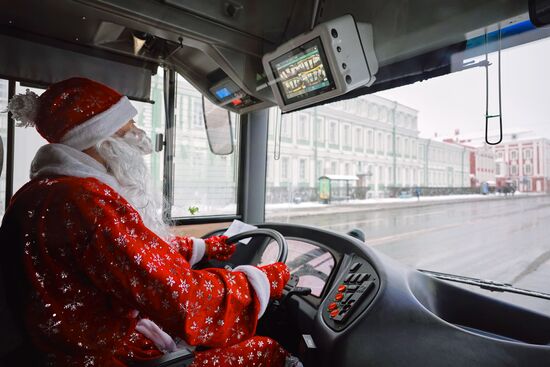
left=258, top=262, right=291, bottom=300
left=204, top=235, right=236, bottom=261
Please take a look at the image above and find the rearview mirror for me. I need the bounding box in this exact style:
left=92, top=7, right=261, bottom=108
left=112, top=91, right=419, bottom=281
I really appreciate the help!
left=202, top=96, right=234, bottom=155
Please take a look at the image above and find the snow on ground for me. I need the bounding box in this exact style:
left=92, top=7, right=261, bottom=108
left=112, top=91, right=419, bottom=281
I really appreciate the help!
left=265, top=192, right=541, bottom=212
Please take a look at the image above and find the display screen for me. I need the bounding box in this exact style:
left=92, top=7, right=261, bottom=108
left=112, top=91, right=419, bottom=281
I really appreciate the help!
left=270, top=37, right=336, bottom=105
left=214, top=87, right=232, bottom=100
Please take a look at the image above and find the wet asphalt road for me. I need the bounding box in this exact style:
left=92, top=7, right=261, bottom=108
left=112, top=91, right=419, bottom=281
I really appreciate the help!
left=282, top=195, right=550, bottom=308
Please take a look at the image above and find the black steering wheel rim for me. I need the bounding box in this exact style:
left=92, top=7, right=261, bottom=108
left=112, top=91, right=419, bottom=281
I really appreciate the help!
left=225, top=228, right=288, bottom=264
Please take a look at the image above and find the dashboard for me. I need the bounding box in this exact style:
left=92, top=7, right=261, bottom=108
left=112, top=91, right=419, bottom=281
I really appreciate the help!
left=253, top=222, right=550, bottom=367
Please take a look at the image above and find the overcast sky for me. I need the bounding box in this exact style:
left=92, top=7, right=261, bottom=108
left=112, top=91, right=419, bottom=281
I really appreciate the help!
left=376, top=35, right=550, bottom=140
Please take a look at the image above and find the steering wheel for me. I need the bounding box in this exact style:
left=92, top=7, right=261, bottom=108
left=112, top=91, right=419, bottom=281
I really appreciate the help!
left=225, top=228, right=288, bottom=264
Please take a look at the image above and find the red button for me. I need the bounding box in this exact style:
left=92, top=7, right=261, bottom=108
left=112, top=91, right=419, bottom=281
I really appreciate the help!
left=338, top=285, right=347, bottom=292
left=335, top=293, right=344, bottom=301
left=330, top=309, right=339, bottom=318
left=328, top=302, right=338, bottom=311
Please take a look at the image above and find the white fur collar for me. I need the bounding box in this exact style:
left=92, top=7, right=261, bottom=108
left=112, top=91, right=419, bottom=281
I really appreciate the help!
left=30, top=143, right=122, bottom=192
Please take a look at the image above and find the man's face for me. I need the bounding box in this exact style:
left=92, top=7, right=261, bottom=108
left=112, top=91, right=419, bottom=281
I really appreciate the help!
left=115, top=120, right=153, bottom=155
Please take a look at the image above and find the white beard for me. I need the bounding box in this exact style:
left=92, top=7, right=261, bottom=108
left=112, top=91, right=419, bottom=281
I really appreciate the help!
left=96, top=131, right=172, bottom=240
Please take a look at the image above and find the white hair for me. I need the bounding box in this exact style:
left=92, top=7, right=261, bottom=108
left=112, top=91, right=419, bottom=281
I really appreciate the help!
left=96, top=128, right=172, bottom=240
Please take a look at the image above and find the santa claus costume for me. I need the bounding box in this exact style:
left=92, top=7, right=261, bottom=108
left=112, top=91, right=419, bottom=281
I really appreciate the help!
left=0, top=78, right=296, bottom=367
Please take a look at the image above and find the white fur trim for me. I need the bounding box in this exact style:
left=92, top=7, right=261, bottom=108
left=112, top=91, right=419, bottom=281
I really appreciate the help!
left=233, top=265, right=270, bottom=319
left=135, top=318, right=178, bottom=353
left=60, top=96, right=137, bottom=150
left=30, top=144, right=121, bottom=191
left=189, top=238, right=206, bottom=266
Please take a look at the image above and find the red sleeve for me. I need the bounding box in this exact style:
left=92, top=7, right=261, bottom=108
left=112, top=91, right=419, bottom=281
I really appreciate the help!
left=69, top=182, right=260, bottom=348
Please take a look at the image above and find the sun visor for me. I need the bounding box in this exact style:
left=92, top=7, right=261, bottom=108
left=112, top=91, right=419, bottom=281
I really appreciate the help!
left=0, top=33, right=152, bottom=101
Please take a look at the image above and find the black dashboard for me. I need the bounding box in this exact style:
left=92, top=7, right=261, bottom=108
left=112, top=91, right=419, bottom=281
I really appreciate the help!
left=255, top=222, right=550, bottom=367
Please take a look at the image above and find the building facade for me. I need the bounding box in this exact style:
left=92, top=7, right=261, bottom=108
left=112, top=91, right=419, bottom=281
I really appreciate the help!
left=493, top=136, right=550, bottom=192
left=443, top=139, right=496, bottom=187
left=457, top=131, right=550, bottom=193
left=267, top=94, right=470, bottom=201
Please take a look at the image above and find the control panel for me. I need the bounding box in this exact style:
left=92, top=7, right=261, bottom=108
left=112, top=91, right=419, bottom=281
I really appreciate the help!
left=209, top=77, right=262, bottom=112
left=322, top=255, right=379, bottom=331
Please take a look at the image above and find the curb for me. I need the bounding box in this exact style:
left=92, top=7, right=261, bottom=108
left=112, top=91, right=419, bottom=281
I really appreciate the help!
left=266, top=194, right=547, bottom=220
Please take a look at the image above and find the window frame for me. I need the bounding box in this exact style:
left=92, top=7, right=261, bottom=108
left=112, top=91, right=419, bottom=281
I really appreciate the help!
left=163, top=71, right=246, bottom=225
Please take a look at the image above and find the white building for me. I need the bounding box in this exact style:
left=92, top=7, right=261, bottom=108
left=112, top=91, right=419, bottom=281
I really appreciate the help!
left=267, top=94, right=470, bottom=201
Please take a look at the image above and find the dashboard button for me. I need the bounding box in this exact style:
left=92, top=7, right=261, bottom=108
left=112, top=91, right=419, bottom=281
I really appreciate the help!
left=328, top=302, right=338, bottom=311
left=350, top=262, right=361, bottom=272
left=344, top=274, right=354, bottom=283
left=330, top=309, right=339, bottom=318
left=346, top=285, right=358, bottom=292
left=350, top=273, right=361, bottom=283
left=342, top=293, right=353, bottom=303
left=335, top=293, right=344, bottom=301
left=338, top=285, right=347, bottom=292
left=357, top=273, right=370, bottom=283
left=357, top=281, right=375, bottom=295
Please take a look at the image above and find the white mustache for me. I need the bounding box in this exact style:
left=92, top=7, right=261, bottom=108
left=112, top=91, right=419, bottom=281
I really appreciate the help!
left=123, top=127, right=153, bottom=155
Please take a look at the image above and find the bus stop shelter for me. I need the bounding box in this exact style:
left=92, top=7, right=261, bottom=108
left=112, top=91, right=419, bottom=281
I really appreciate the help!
left=318, top=175, right=359, bottom=203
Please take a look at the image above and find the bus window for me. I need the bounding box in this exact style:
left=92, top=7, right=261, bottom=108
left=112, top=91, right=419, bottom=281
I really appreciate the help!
left=168, top=74, right=239, bottom=219
left=265, top=35, right=550, bottom=296
left=0, top=79, right=7, bottom=218
left=13, top=84, right=47, bottom=193
left=128, top=70, right=165, bottom=210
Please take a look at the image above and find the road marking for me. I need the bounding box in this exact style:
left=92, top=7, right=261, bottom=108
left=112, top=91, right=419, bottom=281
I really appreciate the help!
left=367, top=222, right=465, bottom=246
left=327, top=209, right=449, bottom=228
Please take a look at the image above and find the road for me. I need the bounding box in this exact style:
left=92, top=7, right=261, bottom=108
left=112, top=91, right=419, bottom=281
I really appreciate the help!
left=273, top=195, right=550, bottom=313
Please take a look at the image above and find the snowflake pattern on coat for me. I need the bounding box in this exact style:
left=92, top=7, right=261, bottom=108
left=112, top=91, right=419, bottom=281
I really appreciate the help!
left=1, top=176, right=288, bottom=366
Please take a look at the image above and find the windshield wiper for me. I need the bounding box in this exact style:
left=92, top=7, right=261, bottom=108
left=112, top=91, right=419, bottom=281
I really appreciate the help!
left=418, top=269, right=550, bottom=301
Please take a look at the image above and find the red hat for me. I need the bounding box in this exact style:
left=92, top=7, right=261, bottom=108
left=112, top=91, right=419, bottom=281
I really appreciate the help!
left=6, top=77, right=137, bottom=150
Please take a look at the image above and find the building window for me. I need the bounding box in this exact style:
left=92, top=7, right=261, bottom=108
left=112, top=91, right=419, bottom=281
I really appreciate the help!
left=331, top=161, right=338, bottom=174
left=396, top=137, right=401, bottom=155
left=297, top=114, right=309, bottom=141
left=377, top=132, right=383, bottom=153
left=343, top=124, right=351, bottom=147
left=510, top=150, right=518, bottom=160
left=510, top=165, right=518, bottom=176
left=316, top=160, right=323, bottom=177
left=344, top=163, right=351, bottom=175
left=299, top=159, right=307, bottom=180
left=329, top=121, right=338, bottom=145
left=524, top=148, right=532, bottom=160
left=355, top=127, right=364, bottom=150
left=387, top=134, right=392, bottom=155
left=281, top=116, right=293, bottom=139
left=281, top=157, right=289, bottom=180
left=496, top=151, right=504, bottom=160
left=315, top=116, right=325, bottom=143
left=367, top=129, right=374, bottom=150
left=524, top=164, right=532, bottom=176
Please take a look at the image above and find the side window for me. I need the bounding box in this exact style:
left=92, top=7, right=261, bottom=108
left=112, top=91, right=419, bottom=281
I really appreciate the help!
left=261, top=239, right=335, bottom=297
left=130, top=71, right=165, bottom=207
left=169, top=74, right=239, bottom=218
left=13, top=83, right=48, bottom=193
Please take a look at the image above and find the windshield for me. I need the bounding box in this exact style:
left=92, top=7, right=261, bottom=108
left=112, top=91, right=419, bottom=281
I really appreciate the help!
left=265, top=33, right=550, bottom=295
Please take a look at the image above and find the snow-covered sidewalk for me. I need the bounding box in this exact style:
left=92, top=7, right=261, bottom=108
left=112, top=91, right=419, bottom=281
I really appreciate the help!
left=265, top=192, right=546, bottom=219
